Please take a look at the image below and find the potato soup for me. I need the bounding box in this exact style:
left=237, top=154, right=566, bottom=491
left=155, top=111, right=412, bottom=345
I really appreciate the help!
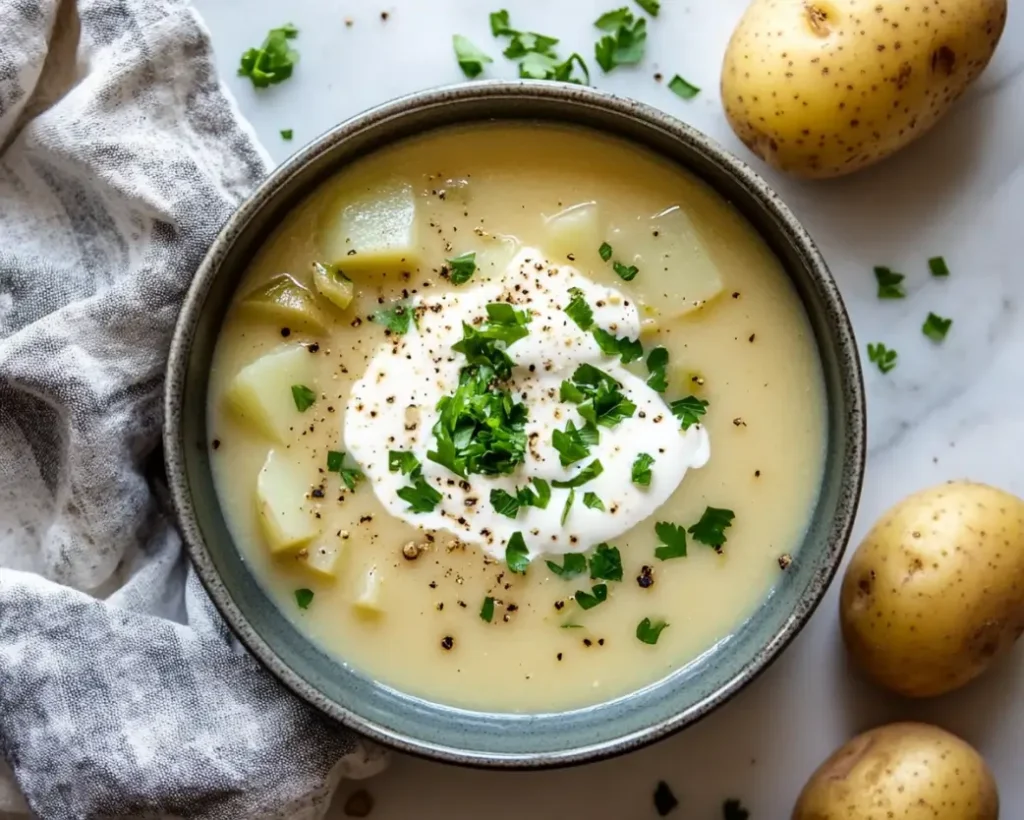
left=207, top=123, right=826, bottom=712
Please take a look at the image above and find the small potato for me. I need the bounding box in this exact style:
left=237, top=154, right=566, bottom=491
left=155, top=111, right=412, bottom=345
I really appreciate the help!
left=841, top=481, right=1024, bottom=697
left=793, top=722, right=998, bottom=820
left=722, top=0, right=1007, bottom=178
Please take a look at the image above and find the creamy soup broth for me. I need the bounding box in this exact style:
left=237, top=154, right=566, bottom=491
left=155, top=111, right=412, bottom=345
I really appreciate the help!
left=207, top=123, right=826, bottom=712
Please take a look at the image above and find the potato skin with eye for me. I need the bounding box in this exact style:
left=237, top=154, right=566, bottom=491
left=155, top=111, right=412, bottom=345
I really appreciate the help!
left=840, top=481, right=1024, bottom=698
left=721, top=0, right=1007, bottom=178
left=792, top=723, right=998, bottom=820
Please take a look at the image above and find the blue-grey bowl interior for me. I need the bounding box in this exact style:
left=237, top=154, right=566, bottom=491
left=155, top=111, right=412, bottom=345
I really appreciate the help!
left=165, top=80, right=865, bottom=767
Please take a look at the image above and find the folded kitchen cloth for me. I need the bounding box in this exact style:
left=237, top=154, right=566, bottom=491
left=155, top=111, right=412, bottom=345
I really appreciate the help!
left=0, top=1, right=386, bottom=818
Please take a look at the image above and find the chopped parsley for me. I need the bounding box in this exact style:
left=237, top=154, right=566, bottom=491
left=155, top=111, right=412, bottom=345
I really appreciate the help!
left=592, top=327, right=643, bottom=364
left=552, top=420, right=595, bottom=466
left=653, top=781, right=677, bottom=817
left=388, top=450, right=421, bottom=477
left=632, top=453, right=655, bottom=486
left=874, top=265, right=906, bottom=299
left=238, top=24, right=299, bottom=88
left=636, top=0, right=660, bottom=16
left=669, top=395, right=708, bottom=430
left=668, top=74, right=700, bottom=100
left=646, top=346, right=669, bottom=392
left=598, top=241, right=613, bottom=261
left=294, top=588, right=314, bottom=609
left=578, top=383, right=636, bottom=428
left=546, top=553, right=587, bottom=578
left=280, top=129, right=294, bottom=140
left=583, top=491, right=605, bottom=511
left=371, top=301, right=413, bottom=335
left=291, top=384, right=316, bottom=412
left=480, top=596, right=495, bottom=622
left=565, top=287, right=594, bottom=330
left=490, top=489, right=521, bottom=518
left=489, top=10, right=589, bottom=84
left=589, top=543, right=622, bottom=581
left=923, top=312, right=953, bottom=342
left=594, top=7, right=647, bottom=72
left=396, top=477, right=442, bottom=513
left=575, top=583, right=608, bottom=610
left=723, top=799, right=750, bottom=820
left=688, top=506, right=735, bottom=551
left=929, top=256, right=950, bottom=277
left=612, top=260, right=639, bottom=281
left=505, top=531, right=530, bottom=574
left=561, top=488, right=575, bottom=525
left=636, top=617, right=669, bottom=644
left=519, top=51, right=591, bottom=84
left=453, top=35, right=492, bottom=78
left=552, top=459, right=604, bottom=489
left=489, top=479, right=552, bottom=519
left=530, top=478, right=552, bottom=509
left=446, top=251, right=478, bottom=285
left=327, top=450, right=364, bottom=491
left=654, top=521, right=687, bottom=560
left=867, top=342, right=898, bottom=374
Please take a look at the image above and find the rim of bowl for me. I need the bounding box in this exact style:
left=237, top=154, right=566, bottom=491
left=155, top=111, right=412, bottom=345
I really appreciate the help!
left=165, top=80, right=865, bottom=767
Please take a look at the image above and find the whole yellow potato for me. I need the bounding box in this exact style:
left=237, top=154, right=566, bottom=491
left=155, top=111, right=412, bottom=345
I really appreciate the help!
left=721, top=0, right=1007, bottom=178
left=793, top=723, right=998, bottom=820
left=841, top=481, right=1024, bottom=697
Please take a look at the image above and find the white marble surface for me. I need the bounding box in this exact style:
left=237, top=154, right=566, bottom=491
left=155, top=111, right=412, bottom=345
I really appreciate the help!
left=192, top=1, right=1024, bottom=817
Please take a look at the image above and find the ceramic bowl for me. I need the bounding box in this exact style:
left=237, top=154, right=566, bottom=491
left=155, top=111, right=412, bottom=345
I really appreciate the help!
left=165, top=80, right=865, bottom=767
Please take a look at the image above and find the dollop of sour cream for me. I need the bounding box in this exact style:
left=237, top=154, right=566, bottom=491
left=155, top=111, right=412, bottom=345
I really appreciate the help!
left=345, top=249, right=709, bottom=562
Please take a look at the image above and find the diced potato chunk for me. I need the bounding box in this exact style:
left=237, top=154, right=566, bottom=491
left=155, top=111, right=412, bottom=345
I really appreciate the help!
left=239, top=274, right=329, bottom=333
left=353, top=566, right=383, bottom=616
left=297, top=542, right=343, bottom=579
left=312, top=261, right=354, bottom=311
left=543, top=201, right=602, bottom=263
left=471, top=232, right=520, bottom=281
left=609, top=206, right=724, bottom=316
left=225, top=345, right=318, bottom=443
left=319, top=180, right=420, bottom=272
left=256, top=450, right=318, bottom=555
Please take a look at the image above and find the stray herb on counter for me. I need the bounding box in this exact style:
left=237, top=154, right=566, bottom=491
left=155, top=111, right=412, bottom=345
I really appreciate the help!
left=583, top=491, right=605, bottom=511
left=291, top=384, right=316, bottom=412
left=552, top=459, right=604, bottom=489
left=867, top=342, right=898, bottom=374
left=646, top=346, right=668, bottom=392
left=489, top=10, right=590, bottom=83
left=874, top=265, right=906, bottom=299
left=294, top=588, right=314, bottom=609
left=668, top=74, right=700, bottom=100
left=654, top=521, right=687, bottom=560
left=723, top=798, right=750, bottom=820
left=239, top=23, right=299, bottom=88
left=632, top=453, right=655, bottom=486
left=636, top=0, right=660, bottom=15
left=594, top=7, right=647, bottom=72
left=637, top=617, right=668, bottom=644
left=480, top=596, right=495, bottom=622
left=327, top=450, right=364, bottom=490
left=371, top=301, right=413, bottom=335
left=669, top=395, right=708, bottom=430
left=922, top=312, right=953, bottom=342
left=446, top=251, right=478, bottom=284
left=565, top=287, right=594, bottom=330
left=547, top=553, right=587, bottom=578
left=689, top=506, right=735, bottom=551
left=589, top=543, right=623, bottom=581
left=599, top=241, right=613, bottom=261
left=575, top=583, right=608, bottom=610
left=397, top=477, right=443, bottom=513
left=505, top=531, right=530, bottom=574
left=653, top=780, right=678, bottom=816
left=929, top=256, right=950, bottom=277
left=453, top=35, right=493, bottom=78
left=280, top=129, right=294, bottom=140
left=612, top=260, right=639, bottom=281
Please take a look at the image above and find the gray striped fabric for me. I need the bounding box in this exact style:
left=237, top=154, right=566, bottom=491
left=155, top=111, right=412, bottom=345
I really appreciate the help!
left=0, top=1, right=385, bottom=817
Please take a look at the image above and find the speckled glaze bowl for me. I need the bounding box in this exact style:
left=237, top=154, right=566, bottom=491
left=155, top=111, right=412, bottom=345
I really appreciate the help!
left=165, top=80, right=865, bottom=767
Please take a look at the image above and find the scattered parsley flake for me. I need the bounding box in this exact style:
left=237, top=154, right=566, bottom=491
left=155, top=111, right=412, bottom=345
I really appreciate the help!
left=447, top=251, right=478, bottom=285
left=654, top=521, right=687, bottom=560
left=294, top=588, right=314, bottom=609
left=388, top=450, right=421, bottom=477
left=371, top=302, right=413, bottom=335
left=575, top=583, right=608, bottom=610
left=505, top=531, right=530, bottom=574
left=565, top=287, right=594, bottom=330
left=396, top=477, right=442, bottom=513
left=669, top=395, right=708, bottom=430
left=599, top=241, right=613, bottom=261
left=612, top=260, right=639, bottom=281
left=328, top=450, right=363, bottom=490
left=490, top=488, right=522, bottom=519
left=594, top=8, right=647, bottom=72
left=583, top=491, right=605, bottom=511
left=635, top=0, right=660, bottom=15
left=929, top=256, right=950, bottom=277
left=632, top=453, right=655, bottom=486
left=646, top=346, right=669, bottom=392
left=637, top=617, right=669, bottom=644
left=490, top=10, right=589, bottom=83
left=874, top=266, right=906, bottom=299
left=480, top=596, right=495, bottom=622
left=553, top=420, right=593, bottom=466
left=589, top=543, right=622, bottom=581
left=552, top=459, right=604, bottom=489
left=453, top=35, right=492, bottom=78
left=923, top=312, right=953, bottom=342
left=489, top=9, right=513, bottom=36
left=280, top=129, right=294, bottom=140
left=561, top=488, right=575, bottom=525
left=291, top=384, right=315, bottom=412
left=592, top=327, right=643, bottom=364
left=238, top=24, right=299, bottom=88
left=546, top=553, right=587, bottom=578
left=867, top=342, right=898, bottom=374
left=668, top=74, right=700, bottom=100
left=326, top=450, right=344, bottom=472
left=531, top=478, right=552, bottom=509
left=688, top=506, right=735, bottom=551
